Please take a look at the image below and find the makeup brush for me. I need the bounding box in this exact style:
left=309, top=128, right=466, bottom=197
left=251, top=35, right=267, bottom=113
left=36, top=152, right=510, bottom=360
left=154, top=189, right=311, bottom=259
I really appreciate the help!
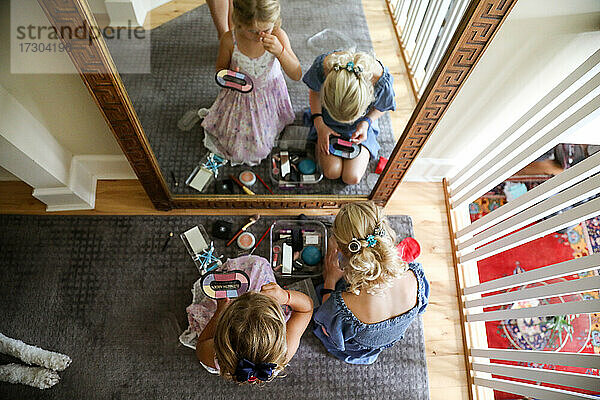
left=226, top=214, right=260, bottom=247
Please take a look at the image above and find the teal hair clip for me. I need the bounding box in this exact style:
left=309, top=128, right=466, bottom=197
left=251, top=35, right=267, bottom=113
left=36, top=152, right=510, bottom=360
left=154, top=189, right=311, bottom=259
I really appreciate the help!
left=365, top=235, right=377, bottom=247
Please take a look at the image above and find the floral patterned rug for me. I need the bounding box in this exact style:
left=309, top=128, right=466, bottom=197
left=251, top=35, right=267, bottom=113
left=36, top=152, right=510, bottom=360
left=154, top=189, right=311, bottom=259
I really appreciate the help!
left=469, top=186, right=600, bottom=399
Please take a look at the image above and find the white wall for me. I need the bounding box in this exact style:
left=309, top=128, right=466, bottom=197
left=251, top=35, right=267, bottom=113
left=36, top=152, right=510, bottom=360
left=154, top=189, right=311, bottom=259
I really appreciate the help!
left=88, top=0, right=108, bottom=14
left=1, top=1, right=123, bottom=156
left=1, top=0, right=135, bottom=210
left=405, top=0, right=600, bottom=181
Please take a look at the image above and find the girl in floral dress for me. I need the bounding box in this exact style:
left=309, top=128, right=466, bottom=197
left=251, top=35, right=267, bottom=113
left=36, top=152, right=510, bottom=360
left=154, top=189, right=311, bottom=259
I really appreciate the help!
left=202, top=0, right=301, bottom=165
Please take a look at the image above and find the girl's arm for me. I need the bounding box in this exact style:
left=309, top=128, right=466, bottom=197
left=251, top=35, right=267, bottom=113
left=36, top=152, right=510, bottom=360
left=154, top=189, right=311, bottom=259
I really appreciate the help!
left=261, top=28, right=302, bottom=81
left=351, top=108, right=386, bottom=144
left=309, top=89, right=339, bottom=155
left=260, top=283, right=313, bottom=363
left=215, top=30, right=234, bottom=72
left=195, top=298, right=231, bottom=368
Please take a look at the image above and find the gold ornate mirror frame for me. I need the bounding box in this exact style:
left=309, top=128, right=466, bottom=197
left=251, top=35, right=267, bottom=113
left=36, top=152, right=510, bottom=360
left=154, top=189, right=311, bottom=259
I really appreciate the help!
left=36, top=0, right=516, bottom=210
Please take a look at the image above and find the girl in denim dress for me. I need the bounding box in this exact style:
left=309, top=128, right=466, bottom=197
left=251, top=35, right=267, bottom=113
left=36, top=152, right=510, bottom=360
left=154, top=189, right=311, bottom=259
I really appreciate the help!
left=313, top=201, right=429, bottom=364
left=302, top=51, right=396, bottom=185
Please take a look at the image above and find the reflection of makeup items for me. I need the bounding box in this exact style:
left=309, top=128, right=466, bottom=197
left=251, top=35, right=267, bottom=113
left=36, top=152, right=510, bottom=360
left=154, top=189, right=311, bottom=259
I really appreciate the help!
left=229, top=174, right=255, bottom=195
left=186, top=166, right=213, bottom=192
left=237, top=231, right=256, bottom=250
left=170, top=171, right=178, bottom=187
left=271, top=158, right=279, bottom=176
left=329, top=137, right=360, bottom=159
left=255, top=172, right=273, bottom=194
left=280, top=151, right=290, bottom=177
left=201, top=270, right=250, bottom=299
left=226, top=214, right=260, bottom=247
left=215, top=179, right=234, bottom=194
left=239, top=170, right=256, bottom=186
left=215, top=69, right=253, bottom=93
left=375, top=156, right=388, bottom=174
left=298, top=158, right=316, bottom=175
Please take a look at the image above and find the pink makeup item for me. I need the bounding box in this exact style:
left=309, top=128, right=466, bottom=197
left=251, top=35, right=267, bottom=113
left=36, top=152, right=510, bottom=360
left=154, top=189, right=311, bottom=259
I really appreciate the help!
left=329, top=137, right=360, bottom=159
left=201, top=270, right=250, bottom=299
left=239, top=170, right=256, bottom=186
left=271, top=158, right=279, bottom=176
left=237, top=231, right=256, bottom=250
left=215, top=69, right=253, bottom=93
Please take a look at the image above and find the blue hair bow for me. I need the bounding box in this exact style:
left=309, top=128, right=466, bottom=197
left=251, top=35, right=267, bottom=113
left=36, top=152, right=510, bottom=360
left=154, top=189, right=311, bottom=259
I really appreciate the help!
left=235, top=358, right=277, bottom=382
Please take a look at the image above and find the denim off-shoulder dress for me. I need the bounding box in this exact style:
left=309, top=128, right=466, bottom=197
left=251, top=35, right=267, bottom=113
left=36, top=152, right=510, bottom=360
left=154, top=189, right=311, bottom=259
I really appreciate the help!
left=313, top=262, right=429, bottom=364
left=302, top=52, right=396, bottom=159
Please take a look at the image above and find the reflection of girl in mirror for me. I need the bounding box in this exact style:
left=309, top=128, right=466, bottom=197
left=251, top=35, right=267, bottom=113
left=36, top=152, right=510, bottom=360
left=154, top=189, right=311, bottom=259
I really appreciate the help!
left=303, top=51, right=396, bottom=185
left=201, top=0, right=302, bottom=166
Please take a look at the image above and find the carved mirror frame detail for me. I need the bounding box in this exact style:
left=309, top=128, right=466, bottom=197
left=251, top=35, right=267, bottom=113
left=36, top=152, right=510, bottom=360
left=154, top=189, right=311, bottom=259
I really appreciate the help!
left=37, top=0, right=516, bottom=210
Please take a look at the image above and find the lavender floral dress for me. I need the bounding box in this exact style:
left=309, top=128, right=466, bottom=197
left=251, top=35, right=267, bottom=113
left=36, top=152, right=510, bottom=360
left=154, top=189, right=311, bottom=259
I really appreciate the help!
left=179, top=255, right=290, bottom=352
left=202, top=30, right=295, bottom=165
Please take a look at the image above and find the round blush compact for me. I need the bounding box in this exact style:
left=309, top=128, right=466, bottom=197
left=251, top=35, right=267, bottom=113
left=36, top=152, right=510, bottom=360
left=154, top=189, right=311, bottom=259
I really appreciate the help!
left=237, top=231, right=256, bottom=250
left=239, top=170, right=256, bottom=186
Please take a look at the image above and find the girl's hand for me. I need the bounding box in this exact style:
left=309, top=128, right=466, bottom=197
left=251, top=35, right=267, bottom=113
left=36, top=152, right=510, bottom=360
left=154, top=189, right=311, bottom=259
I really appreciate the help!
left=261, top=282, right=288, bottom=305
left=351, top=121, right=369, bottom=144
left=260, top=32, right=284, bottom=57
left=216, top=297, right=232, bottom=312
left=316, top=119, right=339, bottom=155
left=323, top=237, right=344, bottom=287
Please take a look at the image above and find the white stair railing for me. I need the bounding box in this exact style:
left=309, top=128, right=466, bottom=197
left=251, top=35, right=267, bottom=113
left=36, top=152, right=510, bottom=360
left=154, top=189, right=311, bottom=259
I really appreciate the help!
left=386, top=0, right=470, bottom=97
left=443, top=49, right=600, bottom=399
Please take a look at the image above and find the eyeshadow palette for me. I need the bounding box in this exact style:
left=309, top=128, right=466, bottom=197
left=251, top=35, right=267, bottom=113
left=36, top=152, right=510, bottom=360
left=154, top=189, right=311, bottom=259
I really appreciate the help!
left=200, top=270, right=250, bottom=299
left=215, top=69, right=253, bottom=93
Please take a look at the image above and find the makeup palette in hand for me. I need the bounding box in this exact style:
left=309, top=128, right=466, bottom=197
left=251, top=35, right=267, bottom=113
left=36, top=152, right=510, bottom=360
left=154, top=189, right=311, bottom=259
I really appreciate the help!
left=201, top=270, right=250, bottom=299
left=329, top=137, right=360, bottom=159
left=215, top=69, right=253, bottom=93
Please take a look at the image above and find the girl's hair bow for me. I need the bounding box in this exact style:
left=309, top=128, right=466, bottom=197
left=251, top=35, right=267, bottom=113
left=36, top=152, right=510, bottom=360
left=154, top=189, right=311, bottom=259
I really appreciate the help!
left=234, top=358, right=277, bottom=382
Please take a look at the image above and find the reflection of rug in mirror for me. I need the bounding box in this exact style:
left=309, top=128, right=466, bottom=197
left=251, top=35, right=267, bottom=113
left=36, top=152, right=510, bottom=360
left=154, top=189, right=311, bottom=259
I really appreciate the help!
left=106, top=0, right=396, bottom=196
left=0, top=214, right=429, bottom=400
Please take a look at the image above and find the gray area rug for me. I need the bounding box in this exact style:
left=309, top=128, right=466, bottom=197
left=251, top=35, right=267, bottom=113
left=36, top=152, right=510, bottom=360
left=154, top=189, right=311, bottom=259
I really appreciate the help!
left=0, top=214, right=428, bottom=399
left=106, top=0, right=396, bottom=196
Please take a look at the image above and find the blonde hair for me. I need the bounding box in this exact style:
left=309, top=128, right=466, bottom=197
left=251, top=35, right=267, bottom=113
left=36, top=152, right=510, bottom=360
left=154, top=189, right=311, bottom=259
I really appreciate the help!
left=322, top=51, right=378, bottom=124
left=333, top=201, right=408, bottom=295
left=214, top=292, right=287, bottom=384
left=232, top=0, right=282, bottom=29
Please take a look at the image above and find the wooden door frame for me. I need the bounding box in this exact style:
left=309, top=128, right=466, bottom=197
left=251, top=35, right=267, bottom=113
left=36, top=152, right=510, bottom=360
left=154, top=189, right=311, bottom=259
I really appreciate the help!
left=36, top=0, right=517, bottom=211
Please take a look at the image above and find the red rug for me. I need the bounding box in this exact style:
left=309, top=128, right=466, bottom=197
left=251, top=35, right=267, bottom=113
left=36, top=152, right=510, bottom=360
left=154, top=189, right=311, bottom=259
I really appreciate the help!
left=470, top=199, right=600, bottom=399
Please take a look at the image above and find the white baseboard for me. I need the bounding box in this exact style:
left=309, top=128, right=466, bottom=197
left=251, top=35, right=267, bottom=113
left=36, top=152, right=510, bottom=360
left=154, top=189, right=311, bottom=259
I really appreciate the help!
left=33, top=155, right=136, bottom=212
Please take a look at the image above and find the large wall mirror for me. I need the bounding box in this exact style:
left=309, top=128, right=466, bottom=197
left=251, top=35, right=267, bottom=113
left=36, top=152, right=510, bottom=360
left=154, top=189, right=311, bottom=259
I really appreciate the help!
left=37, top=0, right=514, bottom=210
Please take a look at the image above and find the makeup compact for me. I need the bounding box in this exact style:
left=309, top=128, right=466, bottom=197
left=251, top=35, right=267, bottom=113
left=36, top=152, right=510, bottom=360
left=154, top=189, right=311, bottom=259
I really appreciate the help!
left=215, top=69, right=253, bottom=93
left=237, top=231, right=256, bottom=250
left=329, top=137, right=360, bottom=159
left=239, top=170, right=256, bottom=187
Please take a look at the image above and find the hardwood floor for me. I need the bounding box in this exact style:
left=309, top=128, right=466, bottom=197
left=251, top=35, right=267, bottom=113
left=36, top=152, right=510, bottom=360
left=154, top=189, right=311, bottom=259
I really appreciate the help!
left=0, top=0, right=466, bottom=398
